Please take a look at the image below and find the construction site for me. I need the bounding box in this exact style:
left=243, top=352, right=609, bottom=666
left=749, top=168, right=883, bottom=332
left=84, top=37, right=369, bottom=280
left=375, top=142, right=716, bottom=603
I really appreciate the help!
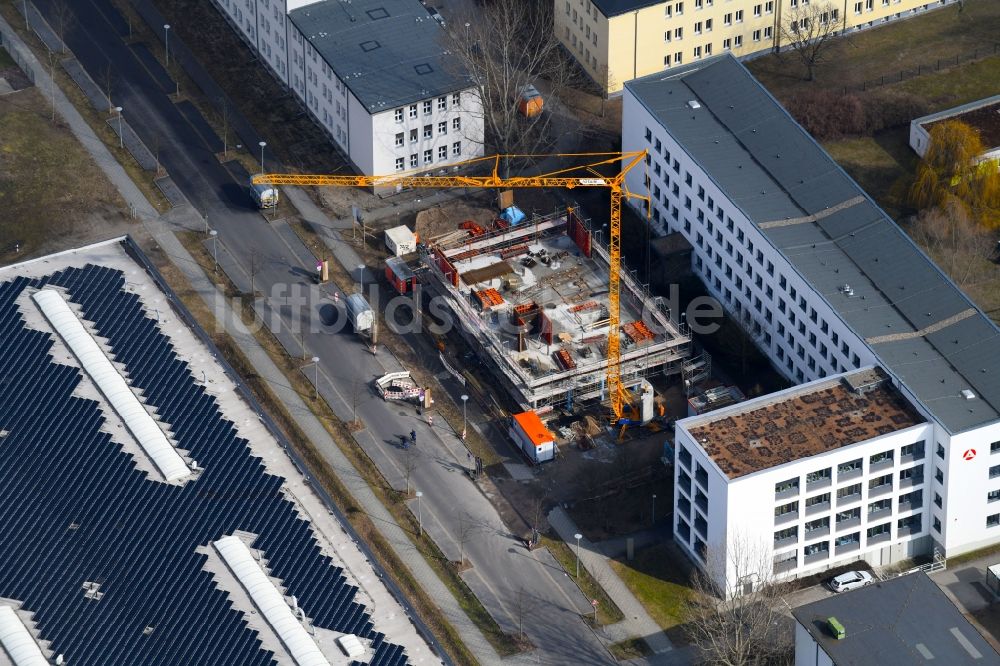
left=415, top=205, right=693, bottom=412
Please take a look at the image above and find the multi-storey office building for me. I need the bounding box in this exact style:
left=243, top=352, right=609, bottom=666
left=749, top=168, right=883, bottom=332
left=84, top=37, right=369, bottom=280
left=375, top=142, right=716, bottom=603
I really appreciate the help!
left=556, top=0, right=961, bottom=93
left=211, top=0, right=484, bottom=175
left=621, top=54, right=1000, bottom=591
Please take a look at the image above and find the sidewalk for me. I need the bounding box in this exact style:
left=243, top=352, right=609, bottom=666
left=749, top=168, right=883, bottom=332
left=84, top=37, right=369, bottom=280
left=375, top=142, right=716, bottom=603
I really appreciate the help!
left=548, top=506, right=675, bottom=655
left=0, top=11, right=506, bottom=665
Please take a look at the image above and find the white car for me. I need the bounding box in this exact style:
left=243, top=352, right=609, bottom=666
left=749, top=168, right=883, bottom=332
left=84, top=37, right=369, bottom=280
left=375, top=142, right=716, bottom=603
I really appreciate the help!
left=828, top=570, right=875, bottom=593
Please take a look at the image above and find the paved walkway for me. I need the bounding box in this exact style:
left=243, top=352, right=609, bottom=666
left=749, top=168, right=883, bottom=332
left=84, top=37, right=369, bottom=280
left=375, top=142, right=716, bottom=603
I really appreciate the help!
left=0, top=13, right=507, bottom=665
left=548, top=507, right=675, bottom=655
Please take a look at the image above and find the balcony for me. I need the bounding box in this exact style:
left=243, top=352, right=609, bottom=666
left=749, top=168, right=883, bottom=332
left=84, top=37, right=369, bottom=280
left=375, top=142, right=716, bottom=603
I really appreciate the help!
left=868, top=530, right=893, bottom=546
left=837, top=491, right=862, bottom=507
left=806, top=499, right=831, bottom=516
left=774, top=510, right=799, bottom=525
left=836, top=515, right=862, bottom=531
left=869, top=456, right=894, bottom=473
left=838, top=466, right=863, bottom=483
left=774, top=533, right=799, bottom=548
left=695, top=494, right=708, bottom=514
left=775, top=485, right=800, bottom=501
left=868, top=482, right=893, bottom=498
left=897, top=522, right=923, bottom=538
left=803, top=548, right=831, bottom=565
left=804, top=526, right=830, bottom=540
left=868, top=505, right=892, bottom=521
left=678, top=496, right=692, bottom=518
left=835, top=540, right=861, bottom=556
left=806, top=477, right=832, bottom=492
left=773, top=556, right=798, bottom=574
left=899, top=472, right=924, bottom=490
left=897, top=497, right=923, bottom=513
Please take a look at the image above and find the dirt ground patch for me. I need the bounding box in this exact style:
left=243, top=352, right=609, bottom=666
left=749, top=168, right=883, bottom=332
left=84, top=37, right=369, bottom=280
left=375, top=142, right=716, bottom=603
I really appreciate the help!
left=0, top=84, right=131, bottom=262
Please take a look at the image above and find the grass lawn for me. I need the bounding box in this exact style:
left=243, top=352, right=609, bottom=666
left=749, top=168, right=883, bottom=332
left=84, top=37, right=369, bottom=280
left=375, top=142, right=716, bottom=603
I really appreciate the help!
left=608, top=638, right=653, bottom=661
left=0, top=86, right=127, bottom=259
left=609, top=543, right=695, bottom=634
left=896, top=55, right=1000, bottom=107
left=748, top=0, right=1000, bottom=98
left=822, top=127, right=917, bottom=220
left=0, top=45, right=15, bottom=68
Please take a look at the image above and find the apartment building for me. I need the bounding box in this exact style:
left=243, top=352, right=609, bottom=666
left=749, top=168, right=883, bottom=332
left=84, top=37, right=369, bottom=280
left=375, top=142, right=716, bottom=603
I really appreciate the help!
left=556, top=0, right=961, bottom=93
left=622, top=54, right=1000, bottom=591
left=675, top=367, right=932, bottom=593
left=210, top=0, right=484, bottom=175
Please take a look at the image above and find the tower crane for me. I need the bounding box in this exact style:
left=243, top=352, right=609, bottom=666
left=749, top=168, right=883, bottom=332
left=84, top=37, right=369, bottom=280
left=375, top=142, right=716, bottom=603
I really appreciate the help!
left=253, top=151, right=649, bottom=421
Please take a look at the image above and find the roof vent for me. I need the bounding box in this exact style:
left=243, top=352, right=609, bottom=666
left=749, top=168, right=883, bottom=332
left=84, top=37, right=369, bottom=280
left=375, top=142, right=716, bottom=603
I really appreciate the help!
left=841, top=284, right=854, bottom=297
left=962, top=389, right=977, bottom=401
left=687, top=100, right=701, bottom=109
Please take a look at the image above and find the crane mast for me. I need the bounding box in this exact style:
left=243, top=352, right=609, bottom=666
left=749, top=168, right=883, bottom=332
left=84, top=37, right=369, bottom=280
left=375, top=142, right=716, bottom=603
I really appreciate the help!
left=254, top=151, right=649, bottom=419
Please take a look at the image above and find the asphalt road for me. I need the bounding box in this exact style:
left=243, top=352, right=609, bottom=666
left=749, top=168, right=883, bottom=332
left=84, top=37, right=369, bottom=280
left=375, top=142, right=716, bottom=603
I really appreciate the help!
left=39, top=1, right=618, bottom=662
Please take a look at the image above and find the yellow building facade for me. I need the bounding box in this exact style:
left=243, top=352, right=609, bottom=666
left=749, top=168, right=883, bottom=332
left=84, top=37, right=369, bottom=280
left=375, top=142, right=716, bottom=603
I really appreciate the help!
left=555, top=0, right=961, bottom=93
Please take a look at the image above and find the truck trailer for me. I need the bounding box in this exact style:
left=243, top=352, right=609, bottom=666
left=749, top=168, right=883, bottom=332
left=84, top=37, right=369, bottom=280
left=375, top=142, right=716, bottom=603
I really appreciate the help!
left=345, top=293, right=374, bottom=333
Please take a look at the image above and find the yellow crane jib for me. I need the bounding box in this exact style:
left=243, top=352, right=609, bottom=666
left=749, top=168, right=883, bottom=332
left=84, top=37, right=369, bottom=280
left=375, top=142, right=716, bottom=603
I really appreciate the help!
left=252, top=150, right=650, bottom=420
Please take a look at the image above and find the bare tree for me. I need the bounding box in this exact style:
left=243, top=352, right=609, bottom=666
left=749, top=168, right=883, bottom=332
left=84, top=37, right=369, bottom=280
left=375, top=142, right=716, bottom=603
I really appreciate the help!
left=779, top=2, right=842, bottom=81
left=218, top=96, right=231, bottom=159
left=401, top=445, right=421, bottom=496
left=455, top=511, right=480, bottom=568
left=512, top=586, right=536, bottom=642
left=684, top=533, right=793, bottom=666
left=598, top=65, right=619, bottom=118
left=100, top=62, right=115, bottom=112
left=51, top=0, right=74, bottom=54
left=447, top=0, right=582, bottom=177
left=909, top=200, right=993, bottom=288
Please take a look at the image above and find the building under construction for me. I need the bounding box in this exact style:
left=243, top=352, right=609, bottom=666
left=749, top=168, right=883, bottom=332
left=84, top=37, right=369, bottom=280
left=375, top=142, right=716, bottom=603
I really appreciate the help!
left=420, top=206, right=692, bottom=410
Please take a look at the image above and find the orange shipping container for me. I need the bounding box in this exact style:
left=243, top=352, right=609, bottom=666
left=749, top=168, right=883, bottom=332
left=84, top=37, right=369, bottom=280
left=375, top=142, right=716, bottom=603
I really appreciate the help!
left=517, top=85, right=544, bottom=118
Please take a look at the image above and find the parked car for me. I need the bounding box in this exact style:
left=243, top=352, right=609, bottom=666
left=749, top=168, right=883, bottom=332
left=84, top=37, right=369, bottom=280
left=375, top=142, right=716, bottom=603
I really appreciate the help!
left=828, top=570, right=875, bottom=593
left=426, top=6, right=445, bottom=26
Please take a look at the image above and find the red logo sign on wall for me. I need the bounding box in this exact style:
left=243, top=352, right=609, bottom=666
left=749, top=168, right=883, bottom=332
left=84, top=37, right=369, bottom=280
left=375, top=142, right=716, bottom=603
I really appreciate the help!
left=963, top=449, right=977, bottom=461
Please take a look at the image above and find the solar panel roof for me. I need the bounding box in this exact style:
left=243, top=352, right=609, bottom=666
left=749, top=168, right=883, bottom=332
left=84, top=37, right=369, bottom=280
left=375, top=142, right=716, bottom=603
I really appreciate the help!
left=0, top=239, right=412, bottom=665
left=288, top=0, right=470, bottom=112
left=626, top=54, right=1000, bottom=433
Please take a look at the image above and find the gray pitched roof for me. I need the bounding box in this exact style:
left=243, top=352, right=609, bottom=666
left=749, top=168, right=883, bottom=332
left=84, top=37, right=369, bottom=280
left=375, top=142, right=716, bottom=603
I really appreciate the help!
left=626, top=54, right=1000, bottom=433
left=288, top=0, right=469, bottom=112
left=792, top=573, right=1000, bottom=665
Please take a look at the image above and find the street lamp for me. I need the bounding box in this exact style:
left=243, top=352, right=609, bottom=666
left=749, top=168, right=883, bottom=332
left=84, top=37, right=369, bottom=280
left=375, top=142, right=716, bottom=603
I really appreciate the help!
left=163, top=24, right=170, bottom=67
left=358, top=263, right=366, bottom=296
left=209, top=229, right=218, bottom=273
left=461, top=394, right=469, bottom=441
left=415, top=491, right=424, bottom=536
left=652, top=494, right=657, bottom=525
left=307, top=356, right=320, bottom=399
left=258, top=140, right=267, bottom=174
left=574, top=533, right=583, bottom=578
left=115, top=106, right=123, bottom=149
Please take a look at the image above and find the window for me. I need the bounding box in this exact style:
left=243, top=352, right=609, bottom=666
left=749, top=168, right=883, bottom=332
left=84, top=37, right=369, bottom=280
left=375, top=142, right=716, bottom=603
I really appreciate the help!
left=803, top=541, right=828, bottom=557
left=991, top=464, right=1000, bottom=480
left=774, top=526, right=797, bottom=543
left=410, top=128, right=418, bottom=144
left=674, top=27, right=684, bottom=39
left=395, top=157, right=404, bottom=171
left=452, top=141, right=461, bottom=156
left=805, top=517, right=829, bottom=533
left=933, top=516, right=942, bottom=533
left=409, top=104, right=418, bottom=119
left=898, top=514, right=921, bottom=533
left=989, top=514, right=1000, bottom=528
left=724, top=12, right=732, bottom=25
left=395, top=132, right=404, bottom=147
left=837, top=507, right=860, bottom=523
left=935, top=468, right=944, bottom=484
left=754, top=3, right=761, bottom=15
left=723, top=38, right=732, bottom=50
left=452, top=93, right=460, bottom=106
left=705, top=18, right=713, bottom=31
left=735, top=9, right=743, bottom=22
left=837, top=483, right=862, bottom=500
left=806, top=492, right=830, bottom=508
left=438, top=121, right=447, bottom=135
left=936, top=443, right=945, bottom=459
left=900, top=442, right=924, bottom=460
left=854, top=1, right=862, bottom=13
left=734, top=35, right=743, bottom=47
left=437, top=96, right=447, bottom=110
left=752, top=29, right=761, bottom=41
left=899, top=466, right=923, bottom=485
left=869, top=474, right=892, bottom=491
left=989, top=490, right=1000, bottom=503
left=838, top=458, right=862, bottom=477
left=836, top=532, right=860, bottom=547
left=899, top=490, right=922, bottom=508
left=705, top=43, right=712, bottom=55
left=934, top=492, right=942, bottom=508
left=870, top=450, right=893, bottom=466
left=807, top=468, right=831, bottom=485
left=423, top=149, right=433, bottom=164
left=423, top=100, right=432, bottom=115
left=394, top=108, right=403, bottom=122
left=438, top=145, right=447, bottom=160
left=866, top=523, right=891, bottom=539
left=693, top=46, right=702, bottom=58
left=775, top=501, right=798, bottom=518
left=423, top=125, right=433, bottom=139
left=694, top=21, right=702, bottom=34
left=410, top=153, right=418, bottom=168
left=992, top=441, right=1000, bottom=455
left=868, top=498, right=891, bottom=515
left=453, top=117, right=461, bottom=131
left=775, top=478, right=799, bottom=495
left=765, top=0, right=774, bottom=12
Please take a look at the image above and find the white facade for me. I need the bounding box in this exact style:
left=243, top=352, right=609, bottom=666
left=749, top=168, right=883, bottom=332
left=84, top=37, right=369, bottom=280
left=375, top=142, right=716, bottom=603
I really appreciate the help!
left=622, top=63, right=1000, bottom=580
left=209, top=0, right=484, bottom=176
left=674, top=371, right=932, bottom=596
left=794, top=622, right=834, bottom=666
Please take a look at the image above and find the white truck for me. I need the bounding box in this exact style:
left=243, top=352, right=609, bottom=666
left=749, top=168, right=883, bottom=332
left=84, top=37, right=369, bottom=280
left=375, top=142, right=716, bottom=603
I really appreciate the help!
left=249, top=176, right=279, bottom=209
left=345, top=294, right=374, bottom=333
